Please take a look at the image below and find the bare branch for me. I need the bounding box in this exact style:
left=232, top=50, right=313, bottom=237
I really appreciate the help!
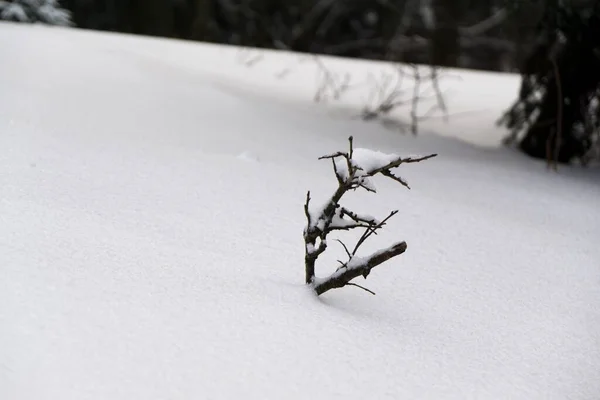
left=331, top=157, right=343, bottom=185
left=366, top=153, right=438, bottom=177
left=345, top=283, right=376, bottom=296
left=335, top=239, right=351, bottom=259
left=348, top=136, right=354, bottom=159
left=303, top=191, right=312, bottom=224
left=328, top=222, right=375, bottom=232
left=381, top=170, right=411, bottom=189
left=340, top=207, right=378, bottom=225
left=318, top=151, right=347, bottom=161
left=352, top=210, right=398, bottom=256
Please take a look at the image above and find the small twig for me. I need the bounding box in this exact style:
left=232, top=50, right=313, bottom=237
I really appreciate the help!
left=335, top=239, right=352, bottom=259
left=340, top=208, right=377, bottom=224
left=381, top=170, right=410, bottom=189
left=318, top=151, right=347, bottom=160
left=345, top=283, right=376, bottom=296
left=367, top=153, right=438, bottom=177
left=303, top=191, right=312, bottom=225
left=331, top=158, right=343, bottom=184
left=352, top=210, right=398, bottom=256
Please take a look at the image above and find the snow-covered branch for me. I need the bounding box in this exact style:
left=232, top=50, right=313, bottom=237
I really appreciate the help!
left=303, top=136, right=436, bottom=296
left=313, top=242, right=408, bottom=295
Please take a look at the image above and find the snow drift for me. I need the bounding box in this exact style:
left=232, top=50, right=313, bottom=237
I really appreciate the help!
left=1, top=22, right=599, bottom=400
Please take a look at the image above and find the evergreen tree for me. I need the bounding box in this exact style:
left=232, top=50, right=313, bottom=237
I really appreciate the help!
left=0, top=0, right=72, bottom=26
left=499, top=1, right=600, bottom=164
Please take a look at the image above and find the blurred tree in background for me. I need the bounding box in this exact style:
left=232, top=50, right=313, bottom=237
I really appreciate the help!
left=499, top=0, right=600, bottom=164
left=30, top=0, right=539, bottom=72
left=0, top=0, right=72, bottom=25
left=0, top=0, right=545, bottom=73
left=2, top=0, right=599, bottom=164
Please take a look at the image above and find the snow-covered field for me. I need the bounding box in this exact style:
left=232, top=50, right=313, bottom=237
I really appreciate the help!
left=1, top=22, right=599, bottom=400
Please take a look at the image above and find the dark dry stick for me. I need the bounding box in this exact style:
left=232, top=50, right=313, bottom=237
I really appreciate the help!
left=346, top=283, right=376, bottom=295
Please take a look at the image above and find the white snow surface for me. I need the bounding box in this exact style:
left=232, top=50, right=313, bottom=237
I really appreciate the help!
left=1, top=22, right=600, bottom=400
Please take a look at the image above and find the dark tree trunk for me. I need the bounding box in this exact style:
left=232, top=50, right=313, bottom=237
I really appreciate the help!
left=430, top=0, right=460, bottom=67
left=129, top=0, right=173, bottom=37
left=191, top=0, right=211, bottom=40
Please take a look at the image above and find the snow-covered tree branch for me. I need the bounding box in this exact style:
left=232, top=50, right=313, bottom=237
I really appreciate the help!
left=303, top=136, right=436, bottom=296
